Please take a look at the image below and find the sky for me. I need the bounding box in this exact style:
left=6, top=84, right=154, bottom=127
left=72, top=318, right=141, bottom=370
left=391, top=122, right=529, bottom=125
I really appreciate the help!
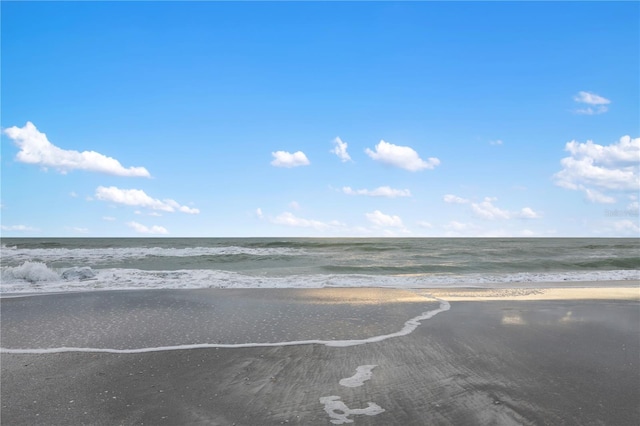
left=1, top=1, right=639, bottom=238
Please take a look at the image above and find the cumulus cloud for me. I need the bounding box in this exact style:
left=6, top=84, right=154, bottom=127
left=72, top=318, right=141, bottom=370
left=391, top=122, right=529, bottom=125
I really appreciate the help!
left=471, top=198, right=512, bottom=220
left=3, top=122, right=150, bottom=177
left=331, top=137, right=351, bottom=162
left=271, top=151, right=310, bottom=168
left=271, top=212, right=337, bottom=231
left=573, top=91, right=611, bottom=115
left=443, top=194, right=469, bottom=204
left=471, top=198, right=542, bottom=220
left=365, top=140, right=439, bottom=171
left=102, top=216, right=116, bottom=221
left=584, top=189, right=616, bottom=204
left=1, top=224, right=37, bottom=231
left=95, top=186, right=200, bottom=214
left=256, top=208, right=264, bottom=219
left=365, top=210, right=404, bottom=228
left=518, top=207, right=542, bottom=219
left=489, top=139, right=503, bottom=146
left=554, top=135, right=639, bottom=203
left=342, top=186, right=411, bottom=198
left=127, top=221, right=169, bottom=235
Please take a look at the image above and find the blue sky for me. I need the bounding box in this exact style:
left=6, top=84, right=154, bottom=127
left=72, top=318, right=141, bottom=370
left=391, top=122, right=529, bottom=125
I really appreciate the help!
left=1, top=1, right=638, bottom=237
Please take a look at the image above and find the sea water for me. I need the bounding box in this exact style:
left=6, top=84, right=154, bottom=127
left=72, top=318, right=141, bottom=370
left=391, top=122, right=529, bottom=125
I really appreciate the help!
left=1, top=238, right=638, bottom=294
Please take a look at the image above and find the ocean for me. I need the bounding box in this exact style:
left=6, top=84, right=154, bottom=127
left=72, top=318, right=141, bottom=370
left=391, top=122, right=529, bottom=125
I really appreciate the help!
left=1, top=238, right=638, bottom=294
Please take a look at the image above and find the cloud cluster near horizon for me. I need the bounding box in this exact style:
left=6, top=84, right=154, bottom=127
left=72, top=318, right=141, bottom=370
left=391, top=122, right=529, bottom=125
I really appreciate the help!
left=554, top=135, right=639, bottom=203
left=1, top=224, right=38, bottom=232
left=95, top=186, right=200, bottom=214
left=444, top=195, right=542, bottom=220
left=126, top=221, right=169, bottom=235
left=366, top=210, right=404, bottom=228
left=3, top=122, right=150, bottom=177
left=1, top=122, right=204, bottom=234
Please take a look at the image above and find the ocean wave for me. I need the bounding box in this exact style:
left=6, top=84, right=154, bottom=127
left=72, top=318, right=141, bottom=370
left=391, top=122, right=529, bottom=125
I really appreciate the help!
left=1, top=262, right=61, bottom=284
left=0, top=245, right=305, bottom=266
left=1, top=263, right=637, bottom=294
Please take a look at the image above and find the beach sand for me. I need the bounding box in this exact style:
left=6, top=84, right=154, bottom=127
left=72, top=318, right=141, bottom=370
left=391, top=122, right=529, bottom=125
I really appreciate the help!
left=1, top=285, right=639, bottom=425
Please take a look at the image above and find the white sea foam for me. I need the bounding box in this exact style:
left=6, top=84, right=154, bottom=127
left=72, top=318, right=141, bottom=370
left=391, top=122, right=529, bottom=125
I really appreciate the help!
left=1, top=261, right=60, bottom=284
left=1, top=263, right=638, bottom=294
left=339, top=365, right=378, bottom=387
left=0, top=245, right=303, bottom=265
left=319, top=396, right=385, bottom=424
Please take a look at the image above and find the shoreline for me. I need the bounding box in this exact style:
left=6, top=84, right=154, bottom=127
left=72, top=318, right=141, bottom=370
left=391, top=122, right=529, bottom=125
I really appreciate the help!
left=2, top=285, right=639, bottom=425
left=1, top=278, right=638, bottom=299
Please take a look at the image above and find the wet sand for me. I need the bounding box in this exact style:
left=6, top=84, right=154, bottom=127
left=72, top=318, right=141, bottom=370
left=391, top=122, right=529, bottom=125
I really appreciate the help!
left=1, top=286, right=639, bottom=425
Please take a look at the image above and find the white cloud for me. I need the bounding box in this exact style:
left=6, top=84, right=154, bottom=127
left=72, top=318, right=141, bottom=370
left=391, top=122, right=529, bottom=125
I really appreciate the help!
left=102, top=216, right=116, bottom=221
left=490, top=139, right=503, bottom=146
left=126, top=221, right=169, bottom=235
left=444, top=221, right=473, bottom=232
left=471, top=198, right=512, bottom=220
left=612, top=220, right=640, bottom=234
left=518, top=207, right=542, bottom=219
left=448, top=196, right=542, bottom=220
left=442, top=221, right=533, bottom=237
left=134, top=210, right=161, bottom=216
left=443, top=194, right=469, bottom=204
left=331, top=137, right=351, bottom=162
left=289, top=201, right=301, bottom=210
left=573, top=91, right=611, bottom=115
left=271, top=212, right=335, bottom=230
left=342, top=186, right=411, bottom=198
left=365, top=140, right=439, bottom=171
left=584, top=188, right=616, bottom=204
left=1, top=224, right=37, bottom=231
left=271, top=151, right=310, bottom=168
left=66, top=226, right=89, bottom=234
left=69, top=191, right=78, bottom=198
left=256, top=208, right=264, bottom=219
left=365, top=210, right=404, bottom=228
left=554, top=136, right=639, bottom=203
left=416, top=221, right=433, bottom=228
left=95, top=186, right=200, bottom=214
left=3, top=122, right=150, bottom=177
left=575, top=106, right=609, bottom=115
left=177, top=206, right=198, bottom=214
left=574, top=91, right=610, bottom=105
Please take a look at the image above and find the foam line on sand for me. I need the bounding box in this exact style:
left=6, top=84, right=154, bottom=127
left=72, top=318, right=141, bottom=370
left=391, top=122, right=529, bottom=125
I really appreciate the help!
left=0, top=298, right=450, bottom=355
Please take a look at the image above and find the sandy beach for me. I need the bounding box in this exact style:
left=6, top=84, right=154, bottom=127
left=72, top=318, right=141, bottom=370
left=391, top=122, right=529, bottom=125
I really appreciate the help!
left=2, top=285, right=639, bottom=425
